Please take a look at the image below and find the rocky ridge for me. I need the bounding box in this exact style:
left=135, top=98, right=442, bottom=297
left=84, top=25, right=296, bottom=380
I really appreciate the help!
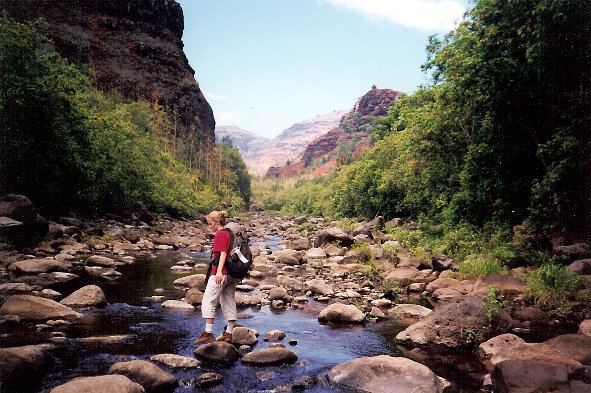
left=1, top=195, right=590, bottom=392
left=267, top=87, right=403, bottom=178
left=215, top=126, right=271, bottom=158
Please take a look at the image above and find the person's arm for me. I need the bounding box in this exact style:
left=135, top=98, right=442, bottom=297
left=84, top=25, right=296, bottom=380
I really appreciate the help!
left=215, top=251, right=227, bottom=284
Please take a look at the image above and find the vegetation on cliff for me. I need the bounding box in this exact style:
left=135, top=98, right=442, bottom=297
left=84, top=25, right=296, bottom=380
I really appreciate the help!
left=0, top=14, right=251, bottom=215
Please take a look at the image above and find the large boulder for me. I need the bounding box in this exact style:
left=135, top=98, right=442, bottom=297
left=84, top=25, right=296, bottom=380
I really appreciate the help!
left=50, top=375, right=145, bottom=393
left=172, top=274, right=206, bottom=290
left=231, top=326, right=258, bottom=346
left=0, top=195, right=48, bottom=244
left=326, top=355, right=450, bottom=393
left=109, top=360, right=178, bottom=393
left=478, top=333, right=591, bottom=393
left=314, top=227, right=354, bottom=248
left=0, top=344, right=55, bottom=388
left=241, top=347, right=298, bottom=365
left=60, top=285, right=107, bottom=308
left=193, top=342, right=239, bottom=364
left=471, top=274, right=527, bottom=298
left=8, top=258, right=72, bottom=274
left=395, top=296, right=511, bottom=351
left=318, top=303, right=365, bottom=324
left=273, top=249, right=304, bottom=265
left=0, top=295, right=83, bottom=321
left=149, top=354, right=200, bottom=369
left=305, top=279, right=334, bottom=296
left=0, top=194, right=36, bottom=221
left=384, top=267, right=422, bottom=287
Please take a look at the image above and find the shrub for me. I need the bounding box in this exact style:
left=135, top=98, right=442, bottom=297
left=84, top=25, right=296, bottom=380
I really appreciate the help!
left=524, top=263, right=581, bottom=311
left=457, top=255, right=507, bottom=279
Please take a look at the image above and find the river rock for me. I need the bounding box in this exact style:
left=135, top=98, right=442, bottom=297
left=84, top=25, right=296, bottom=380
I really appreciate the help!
left=398, top=257, right=431, bottom=270
left=0, top=294, right=83, bottom=321
left=173, top=274, right=206, bottom=290
left=50, top=375, right=145, bottom=393
left=184, top=288, right=204, bottom=305
left=86, top=255, right=118, bottom=267
left=277, top=276, right=304, bottom=291
left=425, top=277, right=472, bottom=294
left=326, top=355, right=450, bottom=393
left=241, top=347, right=298, bottom=365
left=306, top=248, right=327, bottom=259
left=264, top=329, right=286, bottom=341
left=283, top=238, right=311, bottom=251
left=161, top=300, right=195, bottom=311
left=471, top=274, right=527, bottom=298
left=109, top=359, right=177, bottom=393
left=9, top=258, right=71, bottom=274
left=197, top=372, right=222, bottom=387
left=431, top=255, right=458, bottom=271
left=388, top=304, right=432, bottom=320
left=268, top=286, right=291, bottom=302
left=0, top=282, right=34, bottom=296
left=305, top=278, right=334, bottom=296
left=314, top=227, right=354, bottom=248
left=386, top=267, right=423, bottom=287
left=0, top=344, right=55, bottom=388
left=194, top=341, right=239, bottom=363
left=235, top=292, right=262, bottom=306
left=568, top=258, right=591, bottom=275
left=150, top=354, right=200, bottom=369
left=579, top=319, right=591, bottom=336
left=395, top=295, right=511, bottom=351
left=273, top=249, right=303, bottom=265
left=231, top=326, right=258, bottom=345
left=60, top=285, right=107, bottom=308
left=318, top=303, right=365, bottom=324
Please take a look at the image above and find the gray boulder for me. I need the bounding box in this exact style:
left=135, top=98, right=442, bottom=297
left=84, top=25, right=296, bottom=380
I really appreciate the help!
left=50, top=375, right=145, bottom=393
left=60, top=285, right=107, bottom=308
left=273, top=249, right=303, bottom=265
left=109, top=360, right=178, bottom=393
left=149, top=354, right=200, bottom=369
left=395, top=295, right=511, bottom=351
left=173, top=274, right=207, bottom=290
left=9, top=258, right=72, bottom=274
left=184, top=288, right=204, bottom=306
left=327, top=355, right=450, bottom=393
left=318, top=303, right=365, bottom=324
left=241, top=347, right=298, bottom=365
left=0, top=295, right=83, bottom=321
left=231, top=326, right=258, bottom=346
left=193, top=341, right=239, bottom=364
left=314, top=227, right=354, bottom=248
left=305, top=279, right=334, bottom=296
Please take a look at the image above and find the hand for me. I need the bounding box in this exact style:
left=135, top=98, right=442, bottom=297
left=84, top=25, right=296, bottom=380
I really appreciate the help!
left=215, top=272, right=224, bottom=284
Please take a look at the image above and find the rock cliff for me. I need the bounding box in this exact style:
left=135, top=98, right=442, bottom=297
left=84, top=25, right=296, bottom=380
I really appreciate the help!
left=267, top=88, right=403, bottom=178
left=215, top=126, right=271, bottom=158
left=1, top=0, right=215, bottom=155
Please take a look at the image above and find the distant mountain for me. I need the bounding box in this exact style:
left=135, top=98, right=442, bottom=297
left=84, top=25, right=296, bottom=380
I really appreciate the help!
left=220, top=111, right=348, bottom=175
left=215, top=126, right=271, bottom=157
left=267, top=88, right=403, bottom=178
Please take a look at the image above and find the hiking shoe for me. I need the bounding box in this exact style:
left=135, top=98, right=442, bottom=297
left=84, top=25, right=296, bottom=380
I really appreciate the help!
left=193, top=331, right=214, bottom=345
left=216, top=331, right=232, bottom=343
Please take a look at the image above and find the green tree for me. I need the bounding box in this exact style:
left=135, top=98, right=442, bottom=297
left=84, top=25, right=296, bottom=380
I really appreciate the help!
left=0, top=15, right=91, bottom=207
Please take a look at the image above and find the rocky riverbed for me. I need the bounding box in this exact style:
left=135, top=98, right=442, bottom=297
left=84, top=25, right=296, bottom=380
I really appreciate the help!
left=1, top=195, right=591, bottom=393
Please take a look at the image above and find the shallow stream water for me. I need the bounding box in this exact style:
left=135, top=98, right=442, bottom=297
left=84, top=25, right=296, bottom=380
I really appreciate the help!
left=16, top=237, right=485, bottom=393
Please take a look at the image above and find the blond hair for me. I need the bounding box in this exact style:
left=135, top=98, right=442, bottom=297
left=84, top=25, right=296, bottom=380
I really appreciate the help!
left=207, top=210, right=228, bottom=225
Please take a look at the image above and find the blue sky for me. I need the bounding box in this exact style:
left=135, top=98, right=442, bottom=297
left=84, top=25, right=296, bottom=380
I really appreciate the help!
left=177, top=0, right=470, bottom=139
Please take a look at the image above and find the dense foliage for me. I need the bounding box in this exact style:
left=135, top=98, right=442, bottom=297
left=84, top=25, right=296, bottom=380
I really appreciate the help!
left=256, top=0, right=590, bottom=239
left=0, top=15, right=251, bottom=215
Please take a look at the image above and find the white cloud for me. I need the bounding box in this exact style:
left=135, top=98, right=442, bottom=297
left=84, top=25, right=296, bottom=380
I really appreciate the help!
left=321, top=0, right=467, bottom=32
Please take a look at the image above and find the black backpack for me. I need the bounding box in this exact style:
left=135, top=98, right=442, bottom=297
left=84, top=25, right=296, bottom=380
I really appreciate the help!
left=221, top=228, right=253, bottom=279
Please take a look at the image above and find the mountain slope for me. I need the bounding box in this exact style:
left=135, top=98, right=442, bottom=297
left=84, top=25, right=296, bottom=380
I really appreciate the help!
left=215, top=126, right=271, bottom=157
left=267, top=88, right=403, bottom=177
left=237, top=111, right=348, bottom=175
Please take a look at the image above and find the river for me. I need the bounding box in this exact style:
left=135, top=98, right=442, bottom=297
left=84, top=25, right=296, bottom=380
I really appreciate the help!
left=17, top=237, right=484, bottom=393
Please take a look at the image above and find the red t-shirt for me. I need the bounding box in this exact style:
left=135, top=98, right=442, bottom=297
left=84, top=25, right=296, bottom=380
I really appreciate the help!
left=211, top=229, right=231, bottom=275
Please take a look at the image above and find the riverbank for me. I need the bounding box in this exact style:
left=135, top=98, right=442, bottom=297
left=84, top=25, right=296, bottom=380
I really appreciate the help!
left=1, top=200, right=590, bottom=392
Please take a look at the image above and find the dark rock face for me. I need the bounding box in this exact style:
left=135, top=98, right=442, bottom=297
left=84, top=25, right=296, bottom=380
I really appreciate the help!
left=1, top=0, right=215, bottom=157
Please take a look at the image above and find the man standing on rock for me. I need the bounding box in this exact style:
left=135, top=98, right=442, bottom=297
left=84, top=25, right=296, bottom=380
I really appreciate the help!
left=193, top=210, right=240, bottom=344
